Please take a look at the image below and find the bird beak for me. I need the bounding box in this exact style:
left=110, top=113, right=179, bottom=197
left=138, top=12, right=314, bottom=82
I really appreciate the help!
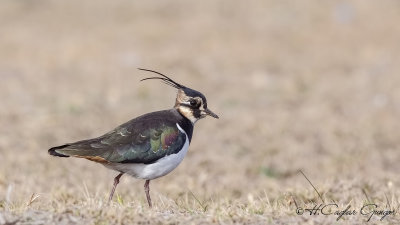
left=203, top=108, right=219, bottom=119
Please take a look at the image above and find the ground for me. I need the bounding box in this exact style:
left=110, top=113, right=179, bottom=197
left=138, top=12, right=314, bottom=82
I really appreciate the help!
left=1, top=0, right=400, bottom=224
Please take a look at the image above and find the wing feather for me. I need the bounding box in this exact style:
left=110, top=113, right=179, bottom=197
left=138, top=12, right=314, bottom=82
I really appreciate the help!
left=52, top=117, right=186, bottom=164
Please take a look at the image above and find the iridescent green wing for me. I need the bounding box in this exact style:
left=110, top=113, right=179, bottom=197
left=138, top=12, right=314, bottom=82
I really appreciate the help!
left=105, top=122, right=186, bottom=164
left=53, top=118, right=187, bottom=164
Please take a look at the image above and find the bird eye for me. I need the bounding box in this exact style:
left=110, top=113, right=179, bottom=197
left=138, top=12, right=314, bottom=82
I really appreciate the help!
left=189, top=99, right=197, bottom=106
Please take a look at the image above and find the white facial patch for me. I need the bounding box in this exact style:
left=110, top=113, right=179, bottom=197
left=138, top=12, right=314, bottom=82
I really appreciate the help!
left=178, top=106, right=198, bottom=124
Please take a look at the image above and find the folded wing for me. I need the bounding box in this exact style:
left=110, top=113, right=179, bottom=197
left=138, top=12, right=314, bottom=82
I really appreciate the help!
left=49, top=119, right=186, bottom=165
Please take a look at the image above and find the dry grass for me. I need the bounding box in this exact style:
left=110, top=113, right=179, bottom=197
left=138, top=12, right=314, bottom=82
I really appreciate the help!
left=1, top=0, right=400, bottom=224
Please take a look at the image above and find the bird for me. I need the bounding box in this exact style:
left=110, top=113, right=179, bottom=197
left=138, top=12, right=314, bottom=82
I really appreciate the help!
left=48, top=68, right=219, bottom=208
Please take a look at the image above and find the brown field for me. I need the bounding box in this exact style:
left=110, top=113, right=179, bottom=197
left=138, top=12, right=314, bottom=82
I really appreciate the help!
left=1, top=1, right=400, bottom=224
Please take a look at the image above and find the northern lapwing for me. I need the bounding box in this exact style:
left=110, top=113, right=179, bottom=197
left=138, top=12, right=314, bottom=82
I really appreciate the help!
left=48, top=69, right=219, bottom=207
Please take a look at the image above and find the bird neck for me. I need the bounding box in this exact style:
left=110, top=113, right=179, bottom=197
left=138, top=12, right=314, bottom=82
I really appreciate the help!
left=171, top=108, right=194, bottom=143
left=175, top=106, right=199, bottom=124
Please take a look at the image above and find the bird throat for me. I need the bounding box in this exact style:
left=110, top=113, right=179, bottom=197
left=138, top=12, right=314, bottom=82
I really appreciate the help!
left=176, top=106, right=198, bottom=124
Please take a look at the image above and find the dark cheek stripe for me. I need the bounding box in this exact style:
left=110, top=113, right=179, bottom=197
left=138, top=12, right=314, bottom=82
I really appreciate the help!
left=193, top=109, right=201, bottom=118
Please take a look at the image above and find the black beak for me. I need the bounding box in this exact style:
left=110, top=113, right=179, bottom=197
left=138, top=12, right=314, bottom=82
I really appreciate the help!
left=203, top=108, right=219, bottom=119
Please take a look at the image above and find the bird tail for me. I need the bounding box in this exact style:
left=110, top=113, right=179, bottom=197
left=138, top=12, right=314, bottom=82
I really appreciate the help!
left=48, top=144, right=71, bottom=157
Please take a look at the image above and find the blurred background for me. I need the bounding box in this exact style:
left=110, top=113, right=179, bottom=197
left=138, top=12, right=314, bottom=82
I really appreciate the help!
left=1, top=0, right=400, bottom=223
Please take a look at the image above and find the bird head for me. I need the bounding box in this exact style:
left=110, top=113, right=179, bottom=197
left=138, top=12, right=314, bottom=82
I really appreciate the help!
left=139, top=68, right=219, bottom=124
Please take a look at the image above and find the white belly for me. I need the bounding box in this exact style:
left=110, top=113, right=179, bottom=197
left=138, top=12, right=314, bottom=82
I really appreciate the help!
left=104, top=123, right=189, bottom=180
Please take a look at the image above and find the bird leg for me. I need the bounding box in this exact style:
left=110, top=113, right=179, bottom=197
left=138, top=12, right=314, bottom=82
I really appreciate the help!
left=144, top=180, right=152, bottom=208
left=108, top=172, right=123, bottom=204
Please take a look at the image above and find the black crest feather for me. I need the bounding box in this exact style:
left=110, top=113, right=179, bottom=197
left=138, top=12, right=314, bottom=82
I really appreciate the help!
left=138, top=68, right=185, bottom=89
